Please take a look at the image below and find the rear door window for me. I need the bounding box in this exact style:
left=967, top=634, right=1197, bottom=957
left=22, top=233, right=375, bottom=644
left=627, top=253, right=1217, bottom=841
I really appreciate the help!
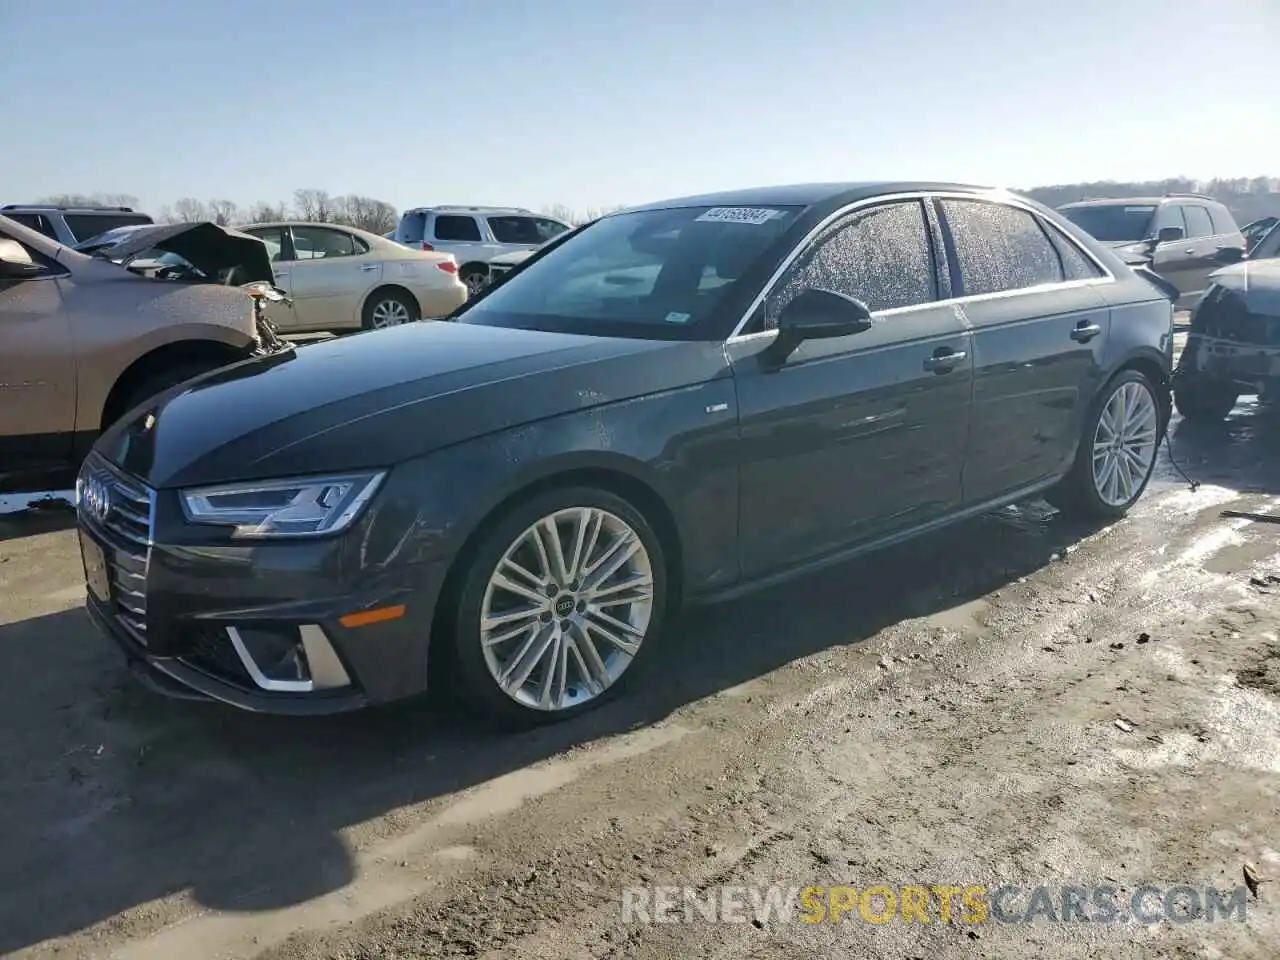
left=62, top=213, right=153, bottom=243
left=432, top=215, right=482, bottom=242
left=1207, top=205, right=1238, bottom=236
left=1183, top=205, right=1214, bottom=238
left=938, top=199, right=1065, bottom=296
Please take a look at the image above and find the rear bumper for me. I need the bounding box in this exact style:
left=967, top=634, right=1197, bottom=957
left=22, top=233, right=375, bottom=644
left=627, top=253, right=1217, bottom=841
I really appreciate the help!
left=1175, top=333, right=1280, bottom=392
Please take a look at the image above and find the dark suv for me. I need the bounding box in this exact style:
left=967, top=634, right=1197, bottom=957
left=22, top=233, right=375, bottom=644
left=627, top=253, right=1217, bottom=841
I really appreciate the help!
left=1058, top=195, right=1245, bottom=309
left=0, top=204, right=154, bottom=246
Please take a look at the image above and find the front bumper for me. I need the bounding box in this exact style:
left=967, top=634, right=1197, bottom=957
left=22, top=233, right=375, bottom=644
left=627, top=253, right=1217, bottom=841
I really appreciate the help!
left=76, top=455, right=449, bottom=714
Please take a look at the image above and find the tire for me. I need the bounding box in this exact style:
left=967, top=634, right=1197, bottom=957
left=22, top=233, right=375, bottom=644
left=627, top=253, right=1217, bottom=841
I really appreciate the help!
left=114, top=362, right=225, bottom=426
left=448, top=486, right=669, bottom=729
left=1173, top=376, right=1237, bottom=423
left=362, top=289, right=419, bottom=330
left=459, top=265, right=490, bottom=297
left=1046, top=369, right=1162, bottom=521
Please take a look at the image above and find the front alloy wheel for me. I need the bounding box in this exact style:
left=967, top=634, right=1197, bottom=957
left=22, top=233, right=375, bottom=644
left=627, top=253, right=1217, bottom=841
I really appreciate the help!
left=451, top=488, right=667, bottom=726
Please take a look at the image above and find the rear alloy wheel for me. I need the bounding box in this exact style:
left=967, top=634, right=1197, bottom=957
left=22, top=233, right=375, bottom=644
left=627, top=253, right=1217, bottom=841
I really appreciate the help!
left=1047, top=370, right=1161, bottom=520
left=451, top=488, right=667, bottom=727
left=460, top=266, right=490, bottom=297
left=363, top=290, right=419, bottom=330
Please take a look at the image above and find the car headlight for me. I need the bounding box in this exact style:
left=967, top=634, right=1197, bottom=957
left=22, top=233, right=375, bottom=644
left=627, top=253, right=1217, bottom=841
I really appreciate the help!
left=180, top=472, right=385, bottom=538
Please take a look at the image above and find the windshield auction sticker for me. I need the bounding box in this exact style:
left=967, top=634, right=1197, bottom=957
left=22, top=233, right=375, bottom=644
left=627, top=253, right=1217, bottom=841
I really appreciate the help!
left=695, top=207, right=781, bottom=225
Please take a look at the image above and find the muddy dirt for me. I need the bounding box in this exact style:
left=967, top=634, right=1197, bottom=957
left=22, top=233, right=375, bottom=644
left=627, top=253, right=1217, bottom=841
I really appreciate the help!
left=3, top=409, right=1280, bottom=960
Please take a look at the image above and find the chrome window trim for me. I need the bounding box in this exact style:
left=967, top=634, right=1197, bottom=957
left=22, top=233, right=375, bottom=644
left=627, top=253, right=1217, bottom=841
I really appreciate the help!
left=724, top=189, right=1116, bottom=343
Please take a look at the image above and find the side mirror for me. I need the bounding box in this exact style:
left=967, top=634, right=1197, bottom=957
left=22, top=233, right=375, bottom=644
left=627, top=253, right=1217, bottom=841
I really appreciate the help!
left=764, top=289, right=874, bottom=365
left=1155, top=226, right=1185, bottom=245
left=0, top=238, right=45, bottom=281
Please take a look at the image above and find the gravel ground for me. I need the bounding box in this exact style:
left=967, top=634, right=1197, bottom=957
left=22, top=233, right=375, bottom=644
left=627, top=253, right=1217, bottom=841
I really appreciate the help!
left=3, top=394, right=1279, bottom=960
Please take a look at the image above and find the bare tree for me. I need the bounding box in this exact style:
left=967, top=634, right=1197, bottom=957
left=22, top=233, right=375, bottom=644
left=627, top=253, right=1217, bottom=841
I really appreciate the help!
left=542, top=204, right=626, bottom=225
left=333, top=195, right=398, bottom=234
left=293, top=188, right=334, bottom=223
left=207, top=199, right=240, bottom=227
left=171, top=198, right=209, bottom=222
left=39, top=192, right=141, bottom=210
left=245, top=200, right=290, bottom=224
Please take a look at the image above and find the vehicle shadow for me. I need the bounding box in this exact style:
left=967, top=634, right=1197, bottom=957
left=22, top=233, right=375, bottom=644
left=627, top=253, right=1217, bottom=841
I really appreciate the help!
left=1161, top=399, right=1280, bottom=496
left=0, top=495, right=1113, bottom=953
left=0, top=499, right=77, bottom=543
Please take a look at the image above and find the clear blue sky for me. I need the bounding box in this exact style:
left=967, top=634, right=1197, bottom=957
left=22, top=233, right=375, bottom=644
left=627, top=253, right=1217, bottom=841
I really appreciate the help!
left=2, top=0, right=1275, bottom=216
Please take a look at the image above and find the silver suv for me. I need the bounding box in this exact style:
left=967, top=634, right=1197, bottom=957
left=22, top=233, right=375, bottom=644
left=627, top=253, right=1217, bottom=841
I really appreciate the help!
left=392, top=205, right=571, bottom=294
left=0, top=204, right=155, bottom=246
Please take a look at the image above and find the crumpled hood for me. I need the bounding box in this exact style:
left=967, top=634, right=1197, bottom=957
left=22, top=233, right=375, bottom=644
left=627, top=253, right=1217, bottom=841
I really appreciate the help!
left=93, top=221, right=274, bottom=284
left=96, top=320, right=728, bottom=488
left=1206, top=259, right=1280, bottom=316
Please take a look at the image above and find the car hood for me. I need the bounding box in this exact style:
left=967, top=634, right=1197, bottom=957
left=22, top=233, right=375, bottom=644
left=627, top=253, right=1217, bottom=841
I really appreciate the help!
left=489, top=249, right=534, bottom=266
left=93, top=221, right=274, bottom=284
left=97, top=320, right=730, bottom=488
left=1206, top=259, right=1280, bottom=316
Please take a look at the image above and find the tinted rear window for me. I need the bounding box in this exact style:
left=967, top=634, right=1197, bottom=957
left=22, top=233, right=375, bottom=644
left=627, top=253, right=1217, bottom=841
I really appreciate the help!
left=63, top=213, right=153, bottom=243
left=1059, top=204, right=1155, bottom=243
left=399, top=211, right=427, bottom=244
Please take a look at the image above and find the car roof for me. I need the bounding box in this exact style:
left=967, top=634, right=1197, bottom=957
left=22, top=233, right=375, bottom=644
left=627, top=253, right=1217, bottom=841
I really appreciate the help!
left=614, top=181, right=1005, bottom=215
left=0, top=203, right=142, bottom=213
left=1059, top=196, right=1222, bottom=209
left=402, top=205, right=542, bottom=216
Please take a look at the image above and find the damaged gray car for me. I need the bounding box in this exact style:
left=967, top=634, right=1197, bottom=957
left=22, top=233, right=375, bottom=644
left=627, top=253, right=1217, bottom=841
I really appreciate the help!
left=0, top=216, right=291, bottom=492
left=1174, top=220, right=1280, bottom=422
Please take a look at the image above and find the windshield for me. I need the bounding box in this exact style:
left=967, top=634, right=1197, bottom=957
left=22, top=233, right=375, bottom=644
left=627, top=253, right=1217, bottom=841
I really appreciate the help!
left=1252, top=222, right=1280, bottom=261
left=1059, top=204, right=1155, bottom=243
left=458, top=204, right=802, bottom=339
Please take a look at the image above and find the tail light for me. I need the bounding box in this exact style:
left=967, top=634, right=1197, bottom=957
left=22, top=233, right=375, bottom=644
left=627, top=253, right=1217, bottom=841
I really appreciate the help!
left=436, top=260, right=458, bottom=275
left=421, top=241, right=434, bottom=251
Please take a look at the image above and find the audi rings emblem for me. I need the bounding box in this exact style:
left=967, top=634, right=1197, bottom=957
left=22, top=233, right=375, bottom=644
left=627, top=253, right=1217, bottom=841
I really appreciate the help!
left=82, top=475, right=112, bottom=523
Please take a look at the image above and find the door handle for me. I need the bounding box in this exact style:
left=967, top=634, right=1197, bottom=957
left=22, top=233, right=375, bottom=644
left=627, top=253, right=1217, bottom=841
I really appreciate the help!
left=360, top=263, right=380, bottom=272
left=1070, top=322, right=1102, bottom=342
left=922, top=349, right=966, bottom=373
left=1184, top=248, right=1195, bottom=254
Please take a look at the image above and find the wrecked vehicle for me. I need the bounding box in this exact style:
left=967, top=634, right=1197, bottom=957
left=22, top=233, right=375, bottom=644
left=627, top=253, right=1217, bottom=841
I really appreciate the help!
left=0, top=216, right=291, bottom=493
left=1174, top=220, right=1280, bottom=422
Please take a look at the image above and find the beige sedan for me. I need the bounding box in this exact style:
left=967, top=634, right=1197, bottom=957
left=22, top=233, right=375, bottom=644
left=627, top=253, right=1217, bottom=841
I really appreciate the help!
left=241, top=221, right=468, bottom=332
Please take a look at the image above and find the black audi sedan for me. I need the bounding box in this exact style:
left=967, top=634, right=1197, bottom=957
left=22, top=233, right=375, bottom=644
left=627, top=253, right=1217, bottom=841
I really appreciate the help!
left=77, top=182, right=1175, bottom=726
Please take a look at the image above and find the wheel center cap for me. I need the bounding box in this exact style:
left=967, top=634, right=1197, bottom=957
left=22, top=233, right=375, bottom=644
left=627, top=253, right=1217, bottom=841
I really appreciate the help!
left=553, top=595, right=576, bottom=618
